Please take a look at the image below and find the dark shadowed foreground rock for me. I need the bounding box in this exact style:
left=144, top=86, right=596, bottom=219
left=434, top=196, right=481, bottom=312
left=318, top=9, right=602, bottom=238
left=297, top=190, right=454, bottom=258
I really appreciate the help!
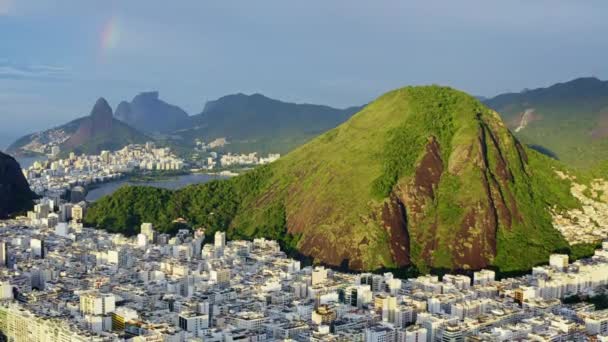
left=0, top=152, right=35, bottom=218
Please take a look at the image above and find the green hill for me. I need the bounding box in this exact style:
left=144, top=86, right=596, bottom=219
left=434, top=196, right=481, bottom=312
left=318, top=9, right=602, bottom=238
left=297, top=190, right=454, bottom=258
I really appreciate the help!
left=176, top=93, right=362, bottom=155
left=484, top=77, right=608, bottom=169
left=85, top=86, right=582, bottom=274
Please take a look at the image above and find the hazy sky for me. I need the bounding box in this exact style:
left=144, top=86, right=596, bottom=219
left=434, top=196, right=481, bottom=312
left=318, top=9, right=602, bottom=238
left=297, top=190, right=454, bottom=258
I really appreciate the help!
left=1, top=0, right=607, bottom=147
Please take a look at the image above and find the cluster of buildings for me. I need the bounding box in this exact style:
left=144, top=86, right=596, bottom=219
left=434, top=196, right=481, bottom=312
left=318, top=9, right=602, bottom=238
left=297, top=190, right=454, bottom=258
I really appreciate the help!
left=218, top=153, right=280, bottom=168
left=2, top=207, right=608, bottom=341
left=191, top=137, right=281, bottom=170
left=23, top=143, right=186, bottom=199
left=195, top=138, right=229, bottom=151
left=552, top=172, right=608, bottom=244
left=199, top=151, right=280, bottom=170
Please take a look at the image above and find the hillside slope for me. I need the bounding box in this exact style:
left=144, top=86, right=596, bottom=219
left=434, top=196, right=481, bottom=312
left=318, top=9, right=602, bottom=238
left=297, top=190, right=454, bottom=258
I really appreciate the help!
left=62, top=98, right=150, bottom=155
left=485, top=77, right=608, bottom=168
left=176, top=93, right=362, bottom=154
left=8, top=98, right=150, bottom=156
left=86, top=86, right=581, bottom=273
left=6, top=118, right=84, bottom=156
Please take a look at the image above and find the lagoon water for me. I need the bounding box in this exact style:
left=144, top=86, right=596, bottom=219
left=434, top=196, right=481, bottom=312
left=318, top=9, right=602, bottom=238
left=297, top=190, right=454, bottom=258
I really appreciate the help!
left=86, top=173, right=226, bottom=201
left=16, top=156, right=48, bottom=169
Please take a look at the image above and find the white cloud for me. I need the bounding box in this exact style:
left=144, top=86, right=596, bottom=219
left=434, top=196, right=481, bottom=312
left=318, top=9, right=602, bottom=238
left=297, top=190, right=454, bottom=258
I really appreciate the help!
left=0, top=62, right=70, bottom=80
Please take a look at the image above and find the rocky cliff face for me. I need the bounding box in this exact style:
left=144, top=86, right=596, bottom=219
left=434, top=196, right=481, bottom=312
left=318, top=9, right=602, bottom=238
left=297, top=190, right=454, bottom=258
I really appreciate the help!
left=61, top=98, right=149, bottom=155
left=114, top=91, right=190, bottom=133
left=0, top=152, right=34, bottom=218
left=393, top=117, right=529, bottom=270
left=63, top=98, right=114, bottom=149
left=8, top=97, right=150, bottom=157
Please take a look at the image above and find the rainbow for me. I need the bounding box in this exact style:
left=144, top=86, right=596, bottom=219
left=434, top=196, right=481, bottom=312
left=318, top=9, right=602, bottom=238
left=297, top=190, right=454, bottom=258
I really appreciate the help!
left=100, top=16, right=120, bottom=54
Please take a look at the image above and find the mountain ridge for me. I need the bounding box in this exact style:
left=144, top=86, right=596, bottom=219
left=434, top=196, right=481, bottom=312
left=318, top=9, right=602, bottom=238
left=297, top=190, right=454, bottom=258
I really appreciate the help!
left=179, top=92, right=363, bottom=154
left=7, top=98, right=150, bottom=156
left=8, top=92, right=361, bottom=157
left=85, top=86, right=582, bottom=274
left=484, top=77, right=608, bottom=168
left=114, top=91, right=190, bottom=134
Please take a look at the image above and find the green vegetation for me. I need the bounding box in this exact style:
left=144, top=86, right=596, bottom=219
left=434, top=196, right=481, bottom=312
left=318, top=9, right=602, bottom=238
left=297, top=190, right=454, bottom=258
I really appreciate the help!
left=485, top=77, right=608, bottom=169
left=372, top=87, right=473, bottom=197
left=563, top=291, right=608, bottom=310
left=86, top=85, right=588, bottom=275
left=85, top=165, right=301, bottom=254
left=568, top=242, right=604, bottom=261
left=125, top=169, right=190, bottom=182
left=178, top=93, right=362, bottom=155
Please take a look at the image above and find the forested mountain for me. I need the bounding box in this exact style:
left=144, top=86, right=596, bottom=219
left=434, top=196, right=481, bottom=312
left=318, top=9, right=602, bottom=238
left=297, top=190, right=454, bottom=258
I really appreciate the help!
left=85, top=86, right=584, bottom=274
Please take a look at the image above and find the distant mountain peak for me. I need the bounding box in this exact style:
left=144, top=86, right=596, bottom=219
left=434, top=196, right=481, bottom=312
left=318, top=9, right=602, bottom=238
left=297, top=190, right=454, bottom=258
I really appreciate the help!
left=132, top=91, right=160, bottom=102
left=90, top=97, right=114, bottom=130
left=91, top=97, right=113, bottom=118
left=114, top=91, right=189, bottom=133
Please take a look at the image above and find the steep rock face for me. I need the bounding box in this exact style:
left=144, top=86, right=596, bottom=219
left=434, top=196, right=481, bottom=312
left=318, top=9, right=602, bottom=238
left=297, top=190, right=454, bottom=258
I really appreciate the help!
left=63, top=98, right=114, bottom=149
left=114, top=91, right=190, bottom=133
left=0, top=152, right=34, bottom=218
left=61, top=98, right=149, bottom=155
left=386, top=114, right=529, bottom=270
left=381, top=194, right=410, bottom=267
left=8, top=97, right=151, bottom=157
left=114, top=101, right=133, bottom=123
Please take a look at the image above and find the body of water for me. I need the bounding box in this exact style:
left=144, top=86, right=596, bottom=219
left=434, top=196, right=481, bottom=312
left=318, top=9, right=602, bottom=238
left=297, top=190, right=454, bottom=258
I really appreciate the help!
left=86, top=173, right=227, bottom=201
left=16, top=156, right=48, bottom=169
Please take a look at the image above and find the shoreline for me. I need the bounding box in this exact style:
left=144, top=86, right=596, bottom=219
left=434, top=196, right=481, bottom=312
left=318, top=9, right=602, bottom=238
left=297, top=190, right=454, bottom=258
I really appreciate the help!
left=84, top=170, right=228, bottom=202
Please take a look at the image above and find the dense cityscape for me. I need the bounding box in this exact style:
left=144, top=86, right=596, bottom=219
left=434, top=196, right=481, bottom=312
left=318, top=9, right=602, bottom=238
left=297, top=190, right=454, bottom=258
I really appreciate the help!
left=2, top=2, right=608, bottom=341
left=1, top=191, right=608, bottom=341
left=21, top=142, right=281, bottom=203
left=23, top=143, right=186, bottom=200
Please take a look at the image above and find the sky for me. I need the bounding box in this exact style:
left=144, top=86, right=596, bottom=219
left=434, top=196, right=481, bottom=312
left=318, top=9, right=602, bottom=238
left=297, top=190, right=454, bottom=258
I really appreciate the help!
left=1, top=0, right=607, bottom=148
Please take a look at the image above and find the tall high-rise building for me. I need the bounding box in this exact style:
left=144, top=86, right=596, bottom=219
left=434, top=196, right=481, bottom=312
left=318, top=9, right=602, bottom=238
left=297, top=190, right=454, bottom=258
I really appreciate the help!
left=140, top=223, right=156, bottom=243
left=30, top=238, right=44, bottom=259
left=34, top=203, right=50, bottom=219
left=100, top=150, right=110, bottom=163
left=71, top=205, right=84, bottom=222
left=210, top=268, right=230, bottom=288
left=214, top=231, right=226, bottom=250
left=312, top=267, right=328, bottom=286
left=51, top=145, right=61, bottom=157
left=0, top=241, right=7, bottom=267
left=80, top=291, right=116, bottom=315
left=550, top=254, right=569, bottom=271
